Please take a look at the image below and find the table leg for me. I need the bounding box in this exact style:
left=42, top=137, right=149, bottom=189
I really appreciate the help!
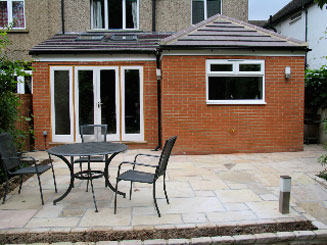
left=104, top=152, right=126, bottom=197
left=53, top=155, right=74, bottom=205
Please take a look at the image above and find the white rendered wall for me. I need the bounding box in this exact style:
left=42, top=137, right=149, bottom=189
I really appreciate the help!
left=275, top=10, right=306, bottom=42
left=274, top=4, right=327, bottom=69
left=307, top=4, right=327, bottom=69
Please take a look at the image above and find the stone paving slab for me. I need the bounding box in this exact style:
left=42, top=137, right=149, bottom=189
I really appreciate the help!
left=0, top=145, right=327, bottom=243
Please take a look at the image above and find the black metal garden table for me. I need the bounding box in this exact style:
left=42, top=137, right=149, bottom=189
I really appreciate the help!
left=47, top=142, right=128, bottom=212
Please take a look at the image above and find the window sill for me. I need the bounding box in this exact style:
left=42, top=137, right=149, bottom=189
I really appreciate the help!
left=207, top=101, right=267, bottom=105
left=4, top=28, right=29, bottom=34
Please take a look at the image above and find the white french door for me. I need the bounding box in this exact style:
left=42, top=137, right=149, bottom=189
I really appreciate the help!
left=51, top=65, right=144, bottom=142
left=75, top=66, right=120, bottom=141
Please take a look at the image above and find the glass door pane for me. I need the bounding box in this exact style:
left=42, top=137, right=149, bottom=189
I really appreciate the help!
left=51, top=67, right=73, bottom=142
left=54, top=71, right=70, bottom=135
left=78, top=70, right=94, bottom=126
left=124, top=69, right=140, bottom=134
left=122, top=67, right=143, bottom=141
left=100, top=70, right=117, bottom=135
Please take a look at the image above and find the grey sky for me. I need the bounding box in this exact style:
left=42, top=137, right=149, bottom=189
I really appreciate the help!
left=249, top=0, right=292, bottom=20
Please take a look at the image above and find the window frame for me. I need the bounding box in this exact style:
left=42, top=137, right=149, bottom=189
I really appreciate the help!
left=91, top=0, right=139, bottom=30
left=0, top=0, right=25, bottom=29
left=191, top=0, right=222, bottom=25
left=206, top=59, right=266, bottom=105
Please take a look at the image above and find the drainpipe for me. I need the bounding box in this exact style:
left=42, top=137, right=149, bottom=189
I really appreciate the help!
left=152, top=0, right=156, bottom=32
left=304, top=8, right=308, bottom=68
left=61, top=0, right=65, bottom=34
left=154, top=49, right=162, bottom=150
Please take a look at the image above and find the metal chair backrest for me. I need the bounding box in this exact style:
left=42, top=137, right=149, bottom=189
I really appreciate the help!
left=80, top=124, right=108, bottom=143
left=155, top=136, right=177, bottom=179
left=0, top=133, right=21, bottom=172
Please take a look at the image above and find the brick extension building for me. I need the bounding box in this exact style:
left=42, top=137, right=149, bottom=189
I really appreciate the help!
left=30, top=14, right=308, bottom=154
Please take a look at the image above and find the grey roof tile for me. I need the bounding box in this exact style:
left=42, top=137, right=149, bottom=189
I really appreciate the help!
left=162, top=14, right=308, bottom=50
left=30, top=32, right=171, bottom=55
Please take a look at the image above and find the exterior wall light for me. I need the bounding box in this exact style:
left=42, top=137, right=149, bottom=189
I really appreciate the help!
left=285, top=66, right=291, bottom=79
left=156, top=68, right=162, bottom=80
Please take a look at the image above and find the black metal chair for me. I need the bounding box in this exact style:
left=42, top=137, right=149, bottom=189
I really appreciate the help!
left=74, top=124, right=108, bottom=191
left=0, top=133, right=57, bottom=205
left=114, top=136, right=177, bottom=217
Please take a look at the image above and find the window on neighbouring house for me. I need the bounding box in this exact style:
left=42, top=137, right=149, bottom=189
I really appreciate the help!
left=92, top=0, right=138, bottom=30
left=0, top=0, right=25, bottom=28
left=192, top=0, right=221, bottom=24
left=206, top=60, right=266, bottom=105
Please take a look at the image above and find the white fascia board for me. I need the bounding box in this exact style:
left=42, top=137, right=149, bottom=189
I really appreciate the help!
left=33, top=54, right=156, bottom=62
left=162, top=49, right=306, bottom=57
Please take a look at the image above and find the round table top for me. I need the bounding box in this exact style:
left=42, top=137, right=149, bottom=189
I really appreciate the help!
left=47, top=142, right=128, bottom=157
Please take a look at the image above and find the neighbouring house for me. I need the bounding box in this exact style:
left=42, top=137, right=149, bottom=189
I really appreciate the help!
left=30, top=13, right=308, bottom=154
left=264, top=0, right=327, bottom=144
left=264, top=0, right=327, bottom=70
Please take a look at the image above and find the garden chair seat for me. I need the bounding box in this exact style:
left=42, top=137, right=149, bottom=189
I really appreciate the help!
left=118, top=170, right=155, bottom=183
left=13, top=164, right=51, bottom=175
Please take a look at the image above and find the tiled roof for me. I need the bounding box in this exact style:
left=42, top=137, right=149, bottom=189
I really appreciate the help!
left=267, top=0, right=313, bottom=25
left=161, top=14, right=308, bottom=50
left=29, top=32, right=171, bottom=55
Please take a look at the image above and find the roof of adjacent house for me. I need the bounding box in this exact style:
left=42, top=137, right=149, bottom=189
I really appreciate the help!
left=29, top=32, right=171, bottom=55
left=161, top=14, right=308, bottom=50
left=30, top=14, right=308, bottom=55
left=265, top=0, right=313, bottom=26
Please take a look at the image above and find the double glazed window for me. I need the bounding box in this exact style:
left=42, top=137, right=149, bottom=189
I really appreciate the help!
left=92, top=0, right=138, bottom=30
left=0, top=0, right=25, bottom=28
left=206, top=60, right=265, bottom=105
left=192, top=0, right=221, bottom=24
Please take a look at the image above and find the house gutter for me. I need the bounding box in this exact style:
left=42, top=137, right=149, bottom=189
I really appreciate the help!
left=152, top=0, right=156, bottom=32
left=154, top=48, right=162, bottom=150
left=61, top=0, right=65, bottom=34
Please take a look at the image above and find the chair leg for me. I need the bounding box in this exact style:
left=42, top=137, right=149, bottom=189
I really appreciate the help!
left=18, top=175, right=23, bottom=194
left=86, top=162, right=90, bottom=192
left=153, top=181, right=161, bottom=217
left=114, top=178, right=120, bottom=214
left=2, top=176, right=9, bottom=204
left=129, top=181, right=133, bottom=200
left=48, top=154, right=58, bottom=193
left=89, top=176, right=98, bottom=213
left=36, top=172, right=45, bottom=205
left=163, top=174, right=169, bottom=204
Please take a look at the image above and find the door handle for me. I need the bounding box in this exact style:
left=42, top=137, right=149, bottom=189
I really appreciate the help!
left=97, top=102, right=103, bottom=108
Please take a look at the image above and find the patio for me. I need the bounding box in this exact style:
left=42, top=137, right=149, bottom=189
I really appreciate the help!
left=1, top=145, right=327, bottom=238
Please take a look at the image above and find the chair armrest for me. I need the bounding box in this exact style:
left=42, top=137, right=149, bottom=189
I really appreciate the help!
left=134, top=153, right=159, bottom=162
left=117, top=161, right=158, bottom=177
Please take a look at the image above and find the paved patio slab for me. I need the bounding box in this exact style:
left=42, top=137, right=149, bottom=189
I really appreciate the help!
left=0, top=145, right=326, bottom=237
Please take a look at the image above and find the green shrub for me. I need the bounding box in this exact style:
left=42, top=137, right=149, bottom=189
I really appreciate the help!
left=305, top=66, right=327, bottom=112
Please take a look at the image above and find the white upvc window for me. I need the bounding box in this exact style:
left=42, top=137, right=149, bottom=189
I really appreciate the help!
left=0, top=0, right=25, bottom=29
left=206, top=59, right=266, bottom=105
left=91, top=0, right=139, bottom=30
left=192, top=0, right=222, bottom=24
left=17, top=70, right=32, bottom=94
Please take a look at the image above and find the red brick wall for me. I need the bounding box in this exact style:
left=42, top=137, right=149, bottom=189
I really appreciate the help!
left=32, top=61, right=158, bottom=150
left=15, top=94, right=33, bottom=150
left=161, top=55, right=305, bottom=154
